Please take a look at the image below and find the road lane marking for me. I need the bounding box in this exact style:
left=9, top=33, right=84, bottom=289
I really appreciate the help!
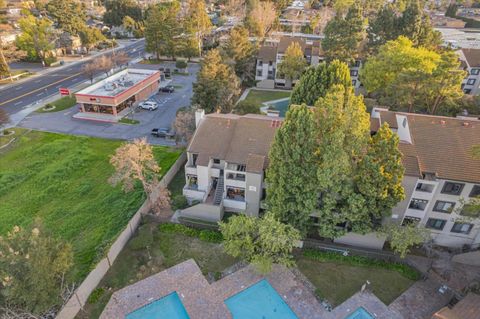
left=36, top=92, right=43, bottom=96
left=0, top=71, right=83, bottom=107
left=34, top=79, right=42, bottom=83
left=14, top=101, right=22, bottom=106
left=15, top=86, right=23, bottom=90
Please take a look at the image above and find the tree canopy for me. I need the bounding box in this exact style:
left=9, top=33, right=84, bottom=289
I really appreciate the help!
left=361, top=36, right=465, bottom=114
left=322, top=3, right=365, bottom=64
left=290, top=60, right=352, bottom=106
left=219, top=212, right=301, bottom=274
left=16, top=15, right=56, bottom=64
left=191, top=49, right=240, bottom=113
left=277, top=42, right=308, bottom=85
left=222, top=26, right=257, bottom=82
left=267, top=104, right=318, bottom=235
left=46, top=0, right=87, bottom=35
left=103, top=0, right=142, bottom=26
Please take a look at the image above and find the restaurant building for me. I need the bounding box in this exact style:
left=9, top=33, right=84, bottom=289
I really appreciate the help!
left=74, top=68, right=160, bottom=121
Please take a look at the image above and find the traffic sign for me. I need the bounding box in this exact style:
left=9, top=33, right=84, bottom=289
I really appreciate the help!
left=59, top=88, right=70, bottom=96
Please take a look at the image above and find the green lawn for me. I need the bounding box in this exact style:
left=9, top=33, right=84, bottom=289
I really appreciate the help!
left=118, top=117, right=140, bottom=125
left=38, top=96, right=77, bottom=113
left=242, top=89, right=291, bottom=106
left=296, top=257, right=415, bottom=306
left=0, top=128, right=29, bottom=148
left=0, top=130, right=181, bottom=282
left=77, top=222, right=237, bottom=319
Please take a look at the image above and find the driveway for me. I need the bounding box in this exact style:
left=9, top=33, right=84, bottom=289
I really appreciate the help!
left=18, top=62, right=199, bottom=145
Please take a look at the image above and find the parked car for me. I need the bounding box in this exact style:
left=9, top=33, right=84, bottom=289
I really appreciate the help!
left=151, top=128, right=175, bottom=138
left=160, top=85, right=175, bottom=93
left=139, top=101, right=158, bottom=111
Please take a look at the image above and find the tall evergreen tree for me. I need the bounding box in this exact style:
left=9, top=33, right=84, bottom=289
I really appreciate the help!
left=356, top=123, right=405, bottom=226
left=322, top=3, right=365, bottom=64
left=366, top=5, right=399, bottom=54
left=46, top=0, right=87, bottom=35
left=183, top=0, right=212, bottom=57
left=222, top=26, right=258, bottom=82
left=290, top=60, right=351, bottom=106
left=145, top=2, right=182, bottom=60
left=267, top=105, right=318, bottom=235
left=191, top=49, right=240, bottom=113
left=104, top=0, right=142, bottom=26
left=314, top=85, right=371, bottom=237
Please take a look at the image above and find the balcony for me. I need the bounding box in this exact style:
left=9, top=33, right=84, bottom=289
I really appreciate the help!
left=183, top=184, right=205, bottom=201
left=185, top=165, right=197, bottom=175
left=223, top=198, right=247, bottom=211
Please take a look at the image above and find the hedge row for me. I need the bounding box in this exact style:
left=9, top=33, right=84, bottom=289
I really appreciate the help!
left=159, top=223, right=223, bottom=243
left=303, top=249, right=421, bottom=281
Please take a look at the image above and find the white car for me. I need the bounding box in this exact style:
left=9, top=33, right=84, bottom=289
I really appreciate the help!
left=139, top=101, right=158, bottom=111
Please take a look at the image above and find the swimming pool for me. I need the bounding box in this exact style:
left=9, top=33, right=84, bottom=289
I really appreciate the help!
left=345, top=307, right=375, bottom=319
left=225, top=279, right=299, bottom=319
left=126, top=292, right=190, bottom=319
left=264, top=98, right=290, bottom=117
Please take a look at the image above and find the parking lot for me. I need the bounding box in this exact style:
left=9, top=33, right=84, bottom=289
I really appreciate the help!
left=18, top=62, right=199, bottom=145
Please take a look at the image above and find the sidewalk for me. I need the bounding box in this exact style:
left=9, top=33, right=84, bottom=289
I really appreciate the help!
left=0, top=39, right=143, bottom=92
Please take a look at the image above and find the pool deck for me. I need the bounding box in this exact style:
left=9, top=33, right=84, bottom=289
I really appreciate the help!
left=100, top=259, right=403, bottom=319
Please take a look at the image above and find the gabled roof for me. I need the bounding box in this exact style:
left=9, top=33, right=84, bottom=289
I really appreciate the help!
left=461, top=48, right=480, bottom=67
left=376, top=111, right=480, bottom=183
left=277, top=37, right=306, bottom=53
left=433, top=293, right=480, bottom=319
left=258, top=45, right=277, bottom=62
left=187, top=114, right=282, bottom=173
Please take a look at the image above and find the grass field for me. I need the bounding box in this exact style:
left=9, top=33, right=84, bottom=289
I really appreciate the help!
left=0, top=130, right=181, bottom=281
left=78, top=222, right=237, bottom=318
left=38, top=96, right=77, bottom=113
left=297, top=257, right=414, bottom=306
left=243, top=89, right=291, bottom=106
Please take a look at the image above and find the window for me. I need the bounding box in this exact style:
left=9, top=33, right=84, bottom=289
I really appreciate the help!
left=213, top=158, right=220, bottom=164
left=258, top=60, right=263, bottom=66
left=226, top=187, right=245, bottom=201
left=226, top=173, right=245, bottom=181
left=467, top=78, right=476, bottom=85
left=409, top=198, right=428, bottom=210
left=350, top=70, right=358, bottom=76
left=354, top=60, right=361, bottom=67
left=471, top=68, right=479, bottom=75
left=433, top=201, right=455, bottom=213
left=257, top=70, right=263, bottom=76
left=416, top=182, right=434, bottom=193
left=192, top=154, right=198, bottom=167
left=426, top=218, right=447, bottom=230
left=441, top=182, right=465, bottom=195
left=402, top=216, right=421, bottom=226
left=464, top=89, right=472, bottom=94
left=186, top=175, right=198, bottom=189
left=451, top=222, right=474, bottom=234
left=269, top=61, right=273, bottom=66
left=469, top=185, right=480, bottom=198
left=352, top=80, right=357, bottom=86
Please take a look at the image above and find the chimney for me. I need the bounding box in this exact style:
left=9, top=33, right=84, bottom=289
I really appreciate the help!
left=195, top=109, right=205, bottom=128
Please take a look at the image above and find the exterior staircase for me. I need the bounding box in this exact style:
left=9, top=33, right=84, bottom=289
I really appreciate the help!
left=213, top=172, right=224, bottom=206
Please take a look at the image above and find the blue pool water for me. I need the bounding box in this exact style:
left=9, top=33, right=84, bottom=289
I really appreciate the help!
left=225, top=279, right=299, bottom=319
left=126, top=292, right=190, bottom=319
left=265, top=98, right=290, bottom=117
left=345, top=307, right=375, bottom=319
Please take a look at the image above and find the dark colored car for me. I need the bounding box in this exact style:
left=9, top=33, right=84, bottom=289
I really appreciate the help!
left=160, top=85, right=175, bottom=93
left=151, top=128, right=175, bottom=138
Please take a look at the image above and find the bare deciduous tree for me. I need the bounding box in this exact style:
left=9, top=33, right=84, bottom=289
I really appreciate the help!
left=95, top=55, right=113, bottom=77
left=112, top=51, right=130, bottom=68
left=173, top=108, right=196, bottom=144
left=249, top=1, right=276, bottom=38
left=109, top=138, right=170, bottom=215
left=82, top=61, right=97, bottom=83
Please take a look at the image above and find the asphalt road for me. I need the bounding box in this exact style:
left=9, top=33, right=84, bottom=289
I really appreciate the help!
left=0, top=39, right=146, bottom=116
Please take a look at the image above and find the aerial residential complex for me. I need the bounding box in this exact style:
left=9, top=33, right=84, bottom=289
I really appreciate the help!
left=181, top=108, right=480, bottom=249
left=255, top=36, right=362, bottom=90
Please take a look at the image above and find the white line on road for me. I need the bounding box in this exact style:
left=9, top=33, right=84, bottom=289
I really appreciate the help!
left=14, top=101, right=22, bottom=106
left=36, top=92, right=43, bottom=96
left=34, top=79, right=42, bottom=83
left=15, top=86, right=23, bottom=90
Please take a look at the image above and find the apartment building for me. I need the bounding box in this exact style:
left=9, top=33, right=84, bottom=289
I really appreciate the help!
left=180, top=111, right=281, bottom=220
left=457, top=48, right=480, bottom=95
left=371, top=108, right=480, bottom=249
left=255, top=36, right=362, bottom=91
left=181, top=109, right=480, bottom=249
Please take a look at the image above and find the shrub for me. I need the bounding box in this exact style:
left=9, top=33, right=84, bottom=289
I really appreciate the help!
left=175, top=60, right=188, bottom=69
left=159, top=223, right=223, bottom=243
left=171, top=195, right=189, bottom=210
left=302, top=249, right=420, bottom=281
left=88, top=287, right=105, bottom=304
left=234, top=100, right=261, bottom=115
